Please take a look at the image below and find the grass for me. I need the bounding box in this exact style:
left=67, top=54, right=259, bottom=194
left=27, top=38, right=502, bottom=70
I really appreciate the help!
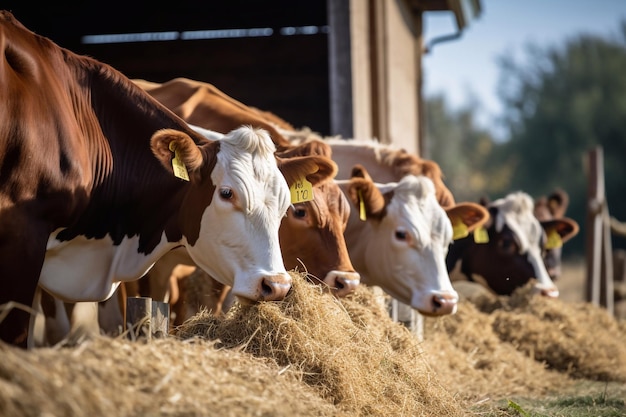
left=469, top=380, right=626, bottom=416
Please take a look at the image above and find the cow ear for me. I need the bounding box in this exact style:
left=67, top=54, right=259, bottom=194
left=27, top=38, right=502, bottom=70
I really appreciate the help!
left=346, top=168, right=385, bottom=219
left=276, top=154, right=337, bottom=187
left=350, top=164, right=372, bottom=181
left=151, top=129, right=205, bottom=178
left=542, top=217, right=580, bottom=244
left=446, top=203, right=490, bottom=239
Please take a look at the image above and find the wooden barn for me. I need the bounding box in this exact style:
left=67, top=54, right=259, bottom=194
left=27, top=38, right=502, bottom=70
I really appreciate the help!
left=4, top=0, right=480, bottom=155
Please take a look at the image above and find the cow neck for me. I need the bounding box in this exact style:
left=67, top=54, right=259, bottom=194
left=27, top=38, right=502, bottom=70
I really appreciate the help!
left=57, top=58, right=207, bottom=254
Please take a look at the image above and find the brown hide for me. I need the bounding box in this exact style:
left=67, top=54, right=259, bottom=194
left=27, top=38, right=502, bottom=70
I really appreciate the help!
left=135, top=77, right=293, bottom=151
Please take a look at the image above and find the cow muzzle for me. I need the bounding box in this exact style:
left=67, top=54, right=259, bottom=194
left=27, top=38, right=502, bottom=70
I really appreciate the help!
left=535, top=285, right=559, bottom=299
left=231, top=272, right=292, bottom=303
left=413, top=290, right=459, bottom=317
left=259, top=273, right=292, bottom=301
left=323, top=270, right=361, bottom=297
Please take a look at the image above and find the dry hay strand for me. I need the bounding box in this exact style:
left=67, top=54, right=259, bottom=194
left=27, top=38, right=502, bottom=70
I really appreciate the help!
left=422, top=297, right=573, bottom=404
left=0, top=337, right=336, bottom=417
left=488, top=285, right=626, bottom=382
left=175, top=272, right=465, bottom=416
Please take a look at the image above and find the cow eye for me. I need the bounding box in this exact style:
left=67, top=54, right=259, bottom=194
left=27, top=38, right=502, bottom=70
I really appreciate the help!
left=498, top=236, right=517, bottom=255
left=293, top=207, right=307, bottom=218
left=395, top=229, right=408, bottom=241
left=219, top=187, right=234, bottom=200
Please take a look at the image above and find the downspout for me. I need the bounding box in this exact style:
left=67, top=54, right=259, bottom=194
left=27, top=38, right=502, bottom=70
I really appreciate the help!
left=423, top=30, right=462, bottom=54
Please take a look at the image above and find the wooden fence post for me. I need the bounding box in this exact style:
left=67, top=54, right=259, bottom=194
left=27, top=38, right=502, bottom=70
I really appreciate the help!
left=390, top=299, right=424, bottom=342
left=126, top=297, right=152, bottom=341
left=151, top=300, right=170, bottom=339
left=126, top=297, right=170, bottom=341
left=585, top=147, right=614, bottom=314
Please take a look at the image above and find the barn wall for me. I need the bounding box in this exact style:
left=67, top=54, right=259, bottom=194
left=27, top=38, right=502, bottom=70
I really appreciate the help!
left=384, top=1, right=421, bottom=155
left=346, top=0, right=423, bottom=155
left=349, top=0, right=375, bottom=141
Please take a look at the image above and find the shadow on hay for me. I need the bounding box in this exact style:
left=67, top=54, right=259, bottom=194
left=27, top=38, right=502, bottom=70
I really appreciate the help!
left=173, top=271, right=465, bottom=416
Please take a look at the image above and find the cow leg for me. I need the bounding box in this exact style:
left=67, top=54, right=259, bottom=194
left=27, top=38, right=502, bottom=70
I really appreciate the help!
left=31, top=288, right=72, bottom=347
left=0, top=231, right=47, bottom=348
left=98, top=285, right=126, bottom=336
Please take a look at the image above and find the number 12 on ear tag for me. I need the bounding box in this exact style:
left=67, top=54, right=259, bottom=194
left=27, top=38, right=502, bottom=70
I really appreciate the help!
left=290, top=177, right=313, bottom=203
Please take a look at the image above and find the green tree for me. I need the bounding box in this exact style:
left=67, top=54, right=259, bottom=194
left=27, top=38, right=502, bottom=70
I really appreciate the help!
left=424, top=95, right=504, bottom=203
left=495, top=21, right=626, bottom=256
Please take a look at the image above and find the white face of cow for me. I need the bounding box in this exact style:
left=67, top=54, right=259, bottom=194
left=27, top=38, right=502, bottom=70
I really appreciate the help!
left=491, top=193, right=559, bottom=298
left=183, top=127, right=292, bottom=302
left=343, top=175, right=459, bottom=316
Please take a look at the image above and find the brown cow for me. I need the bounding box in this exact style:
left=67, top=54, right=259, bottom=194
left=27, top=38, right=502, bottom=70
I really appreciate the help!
left=0, top=11, right=338, bottom=348
left=133, top=77, right=294, bottom=151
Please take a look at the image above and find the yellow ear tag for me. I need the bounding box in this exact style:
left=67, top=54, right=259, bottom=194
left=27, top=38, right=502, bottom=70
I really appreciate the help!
left=452, top=217, right=469, bottom=240
left=169, top=141, right=189, bottom=181
left=473, top=226, right=489, bottom=244
left=545, top=229, right=563, bottom=250
left=290, top=177, right=314, bottom=203
left=358, top=189, right=366, bottom=221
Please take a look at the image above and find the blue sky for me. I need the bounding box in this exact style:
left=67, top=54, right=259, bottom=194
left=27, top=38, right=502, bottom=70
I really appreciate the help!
left=422, top=0, right=626, bottom=139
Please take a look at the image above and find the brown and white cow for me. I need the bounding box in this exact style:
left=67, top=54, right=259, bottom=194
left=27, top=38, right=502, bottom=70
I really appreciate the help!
left=117, top=134, right=360, bottom=326
left=446, top=191, right=562, bottom=297
left=0, top=11, right=334, bottom=347
left=36, top=132, right=353, bottom=343
left=337, top=165, right=487, bottom=316
left=137, top=78, right=360, bottom=297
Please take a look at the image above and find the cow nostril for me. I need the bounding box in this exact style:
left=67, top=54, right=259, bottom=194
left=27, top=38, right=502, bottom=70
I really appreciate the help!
left=432, top=295, right=443, bottom=310
left=260, top=276, right=292, bottom=301
left=260, top=279, right=272, bottom=298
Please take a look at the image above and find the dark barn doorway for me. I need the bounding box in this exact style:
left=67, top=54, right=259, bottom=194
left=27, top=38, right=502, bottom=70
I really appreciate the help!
left=4, top=1, right=331, bottom=135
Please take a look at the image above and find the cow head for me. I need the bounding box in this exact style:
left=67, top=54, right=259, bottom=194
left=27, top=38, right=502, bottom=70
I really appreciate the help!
left=276, top=140, right=360, bottom=297
left=341, top=165, right=458, bottom=316
left=151, top=126, right=292, bottom=303
left=447, top=192, right=560, bottom=298
left=160, top=127, right=360, bottom=298
left=534, top=189, right=579, bottom=280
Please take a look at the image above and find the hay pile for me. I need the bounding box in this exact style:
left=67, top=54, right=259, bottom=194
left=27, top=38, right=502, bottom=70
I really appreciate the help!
left=422, top=281, right=626, bottom=404
left=0, top=337, right=335, bottom=417
left=175, top=273, right=465, bottom=416
left=0, top=273, right=465, bottom=417
left=481, top=284, right=626, bottom=381
left=2, top=272, right=626, bottom=416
